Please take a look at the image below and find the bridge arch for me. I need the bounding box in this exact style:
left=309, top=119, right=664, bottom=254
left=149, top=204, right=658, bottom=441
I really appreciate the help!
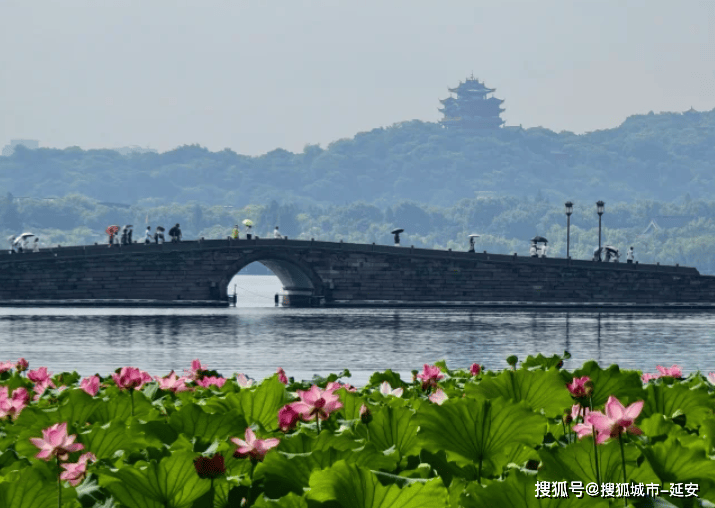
left=219, top=251, right=326, bottom=304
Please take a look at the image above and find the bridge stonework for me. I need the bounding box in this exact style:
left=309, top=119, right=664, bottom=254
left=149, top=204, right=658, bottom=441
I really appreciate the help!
left=0, top=238, right=714, bottom=308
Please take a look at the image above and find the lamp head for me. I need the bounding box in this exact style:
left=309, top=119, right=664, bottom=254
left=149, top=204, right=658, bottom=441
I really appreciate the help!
left=596, top=200, right=605, bottom=216
left=564, top=201, right=573, bottom=216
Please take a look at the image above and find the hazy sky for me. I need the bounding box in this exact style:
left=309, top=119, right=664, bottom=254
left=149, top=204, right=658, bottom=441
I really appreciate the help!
left=1, top=0, right=713, bottom=155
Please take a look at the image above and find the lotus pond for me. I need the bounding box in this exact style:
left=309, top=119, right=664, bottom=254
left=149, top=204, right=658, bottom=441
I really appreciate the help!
left=1, top=353, right=715, bottom=507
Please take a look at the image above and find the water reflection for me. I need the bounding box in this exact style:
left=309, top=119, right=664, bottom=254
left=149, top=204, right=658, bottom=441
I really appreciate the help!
left=1, top=276, right=715, bottom=384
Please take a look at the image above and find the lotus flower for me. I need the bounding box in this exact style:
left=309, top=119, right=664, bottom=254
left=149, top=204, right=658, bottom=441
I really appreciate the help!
left=112, top=367, right=152, bottom=390
left=469, top=363, right=481, bottom=376
left=0, top=386, right=29, bottom=419
left=0, top=361, right=14, bottom=373
left=641, top=372, right=661, bottom=383
left=325, top=381, right=356, bottom=393
left=236, top=373, right=253, bottom=388
left=193, top=453, right=226, bottom=479
left=16, top=357, right=29, bottom=372
left=379, top=381, right=403, bottom=398
left=30, top=422, right=84, bottom=461
left=80, top=376, right=100, bottom=397
left=185, top=359, right=208, bottom=380
left=28, top=366, right=51, bottom=383
left=572, top=422, right=594, bottom=439
left=571, top=403, right=591, bottom=423
left=60, top=452, right=96, bottom=486
left=33, top=377, right=57, bottom=400
left=416, top=364, right=444, bottom=390
left=155, top=371, right=191, bottom=393
left=656, top=365, right=683, bottom=378
left=195, top=376, right=226, bottom=389
left=566, top=376, right=593, bottom=398
left=230, top=428, right=279, bottom=461
left=292, top=385, right=343, bottom=421
left=708, top=372, right=715, bottom=385
left=359, top=403, right=373, bottom=424
left=428, top=388, right=449, bottom=405
left=277, top=367, right=288, bottom=385
left=585, top=396, right=644, bottom=444
left=278, top=403, right=301, bottom=432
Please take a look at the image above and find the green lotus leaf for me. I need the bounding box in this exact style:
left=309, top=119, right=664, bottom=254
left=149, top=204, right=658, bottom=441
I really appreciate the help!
left=641, top=382, right=714, bottom=430
left=82, top=420, right=138, bottom=459
left=461, top=469, right=609, bottom=507
left=131, top=420, right=180, bottom=448
left=99, top=450, right=210, bottom=508
left=640, top=438, right=715, bottom=484
left=419, top=449, right=475, bottom=484
left=569, top=361, right=644, bottom=407
left=224, top=376, right=291, bottom=431
left=307, top=460, right=448, bottom=507
left=90, top=390, right=157, bottom=424
left=699, top=417, right=715, bottom=454
left=465, top=368, right=573, bottom=417
left=169, top=403, right=246, bottom=441
left=0, top=467, right=57, bottom=508
left=256, top=442, right=398, bottom=498
left=254, top=492, right=308, bottom=508
left=522, top=352, right=569, bottom=371
left=367, top=369, right=408, bottom=389
left=538, top=437, right=659, bottom=484
left=354, top=402, right=420, bottom=461
left=413, top=397, right=545, bottom=479
left=56, top=388, right=101, bottom=425
left=338, top=390, right=369, bottom=420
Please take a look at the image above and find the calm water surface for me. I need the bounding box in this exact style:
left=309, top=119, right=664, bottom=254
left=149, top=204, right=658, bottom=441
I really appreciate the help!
left=2, top=275, right=715, bottom=385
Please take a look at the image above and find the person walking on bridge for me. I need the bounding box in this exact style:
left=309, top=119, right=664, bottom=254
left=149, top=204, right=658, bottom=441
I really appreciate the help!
left=231, top=225, right=240, bottom=240
left=627, top=246, right=634, bottom=264
left=530, top=242, right=538, bottom=257
left=145, top=226, right=153, bottom=244
left=273, top=226, right=283, bottom=239
left=169, top=224, right=182, bottom=242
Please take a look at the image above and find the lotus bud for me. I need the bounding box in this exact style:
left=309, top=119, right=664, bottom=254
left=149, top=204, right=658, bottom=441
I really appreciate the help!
left=359, top=404, right=372, bottom=425
left=193, top=453, right=226, bottom=479
left=506, top=355, right=518, bottom=369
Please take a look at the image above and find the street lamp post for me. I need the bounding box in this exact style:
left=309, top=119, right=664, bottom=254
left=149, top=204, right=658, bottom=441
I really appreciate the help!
left=565, top=201, right=573, bottom=258
left=596, top=200, right=605, bottom=255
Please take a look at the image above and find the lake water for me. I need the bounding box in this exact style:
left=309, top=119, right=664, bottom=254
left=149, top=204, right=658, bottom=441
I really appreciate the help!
left=2, top=275, right=715, bottom=385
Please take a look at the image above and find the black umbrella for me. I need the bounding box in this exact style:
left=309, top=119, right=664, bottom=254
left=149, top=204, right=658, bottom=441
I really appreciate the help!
left=391, top=228, right=404, bottom=235
left=604, top=245, right=619, bottom=253
left=531, top=236, right=548, bottom=243
left=156, top=226, right=165, bottom=232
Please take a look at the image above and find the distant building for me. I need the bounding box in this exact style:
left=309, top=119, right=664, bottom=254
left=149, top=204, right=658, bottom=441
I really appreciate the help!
left=439, top=75, right=505, bottom=129
left=640, top=216, right=697, bottom=236
left=1, top=139, right=39, bottom=156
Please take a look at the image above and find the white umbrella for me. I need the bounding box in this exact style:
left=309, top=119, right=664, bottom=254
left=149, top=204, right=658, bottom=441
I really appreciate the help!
left=469, top=234, right=480, bottom=238
left=242, top=219, right=254, bottom=227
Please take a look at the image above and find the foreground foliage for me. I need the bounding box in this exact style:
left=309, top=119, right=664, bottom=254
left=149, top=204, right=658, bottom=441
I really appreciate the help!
left=2, top=354, right=715, bottom=507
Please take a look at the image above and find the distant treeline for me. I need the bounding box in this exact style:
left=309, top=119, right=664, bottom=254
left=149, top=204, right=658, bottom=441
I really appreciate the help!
left=2, top=193, right=715, bottom=275
left=1, top=107, right=714, bottom=207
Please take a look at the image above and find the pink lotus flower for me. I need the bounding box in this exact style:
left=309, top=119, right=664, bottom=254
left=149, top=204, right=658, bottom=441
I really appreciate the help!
left=571, top=403, right=591, bottom=423
left=292, top=385, right=343, bottom=421
left=278, top=403, right=302, bottom=432
left=185, top=359, right=208, bottom=380
left=585, top=396, right=644, bottom=444
left=707, top=372, right=715, bottom=385
left=416, top=364, right=444, bottom=390
left=325, top=381, right=357, bottom=393
left=112, top=367, right=152, bottom=390
left=641, top=372, right=661, bottom=383
left=428, top=388, right=449, bottom=405
left=80, top=376, right=100, bottom=397
left=656, top=365, right=683, bottom=379
left=28, top=366, right=51, bottom=383
left=0, top=361, right=14, bottom=373
left=566, top=376, right=592, bottom=398
left=378, top=381, right=404, bottom=398
left=16, top=357, right=29, bottom=372
left=155, top=371, right=191, bottom=393
left=230, top=428, right=279, bottom=461
left=33, top=377, right=57, bottom=400
left=0, top=386, right=29, bottom=419
left=572, top=422, right=594, bottom=439
left=469, top=363, right=481, bottom=376
left=277, top=367, right=288, bottom=385
left=236, top=373, right=253, bottom=388
left=195, top=376, right=226, bottom=389
left=30, top=422, right=84, bottom=461
left=60, top=452, right=96, bottom=486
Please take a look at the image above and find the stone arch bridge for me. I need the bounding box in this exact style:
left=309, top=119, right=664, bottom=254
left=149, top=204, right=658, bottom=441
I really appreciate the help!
left=0, top=238, right=713, bottom=309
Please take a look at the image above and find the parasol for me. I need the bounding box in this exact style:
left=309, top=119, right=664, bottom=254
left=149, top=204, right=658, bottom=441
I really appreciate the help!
left=123, top=224, right=133, bottom=229
left=106, top=225, right=120, bottom=235
left=391, top=228, right=404, bottom=235
left=604, top=245, right=619, bottom=253
left=531, top=236, right=548, bottom=243
left=469, top=234, right=480, bottom=238
left=7, top=235, right=16, bottom=242
left=156, top=226, right=165, bottom=232
left=242, top=219, right=254, bottom=227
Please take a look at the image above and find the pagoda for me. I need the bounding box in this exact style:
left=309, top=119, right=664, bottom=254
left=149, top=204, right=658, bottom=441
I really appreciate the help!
left=439, top=75, right=505, bottom=129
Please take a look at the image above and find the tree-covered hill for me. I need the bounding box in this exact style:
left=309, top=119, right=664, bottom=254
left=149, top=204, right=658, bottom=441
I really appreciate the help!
left=1, top=107, right=714, bottom=207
